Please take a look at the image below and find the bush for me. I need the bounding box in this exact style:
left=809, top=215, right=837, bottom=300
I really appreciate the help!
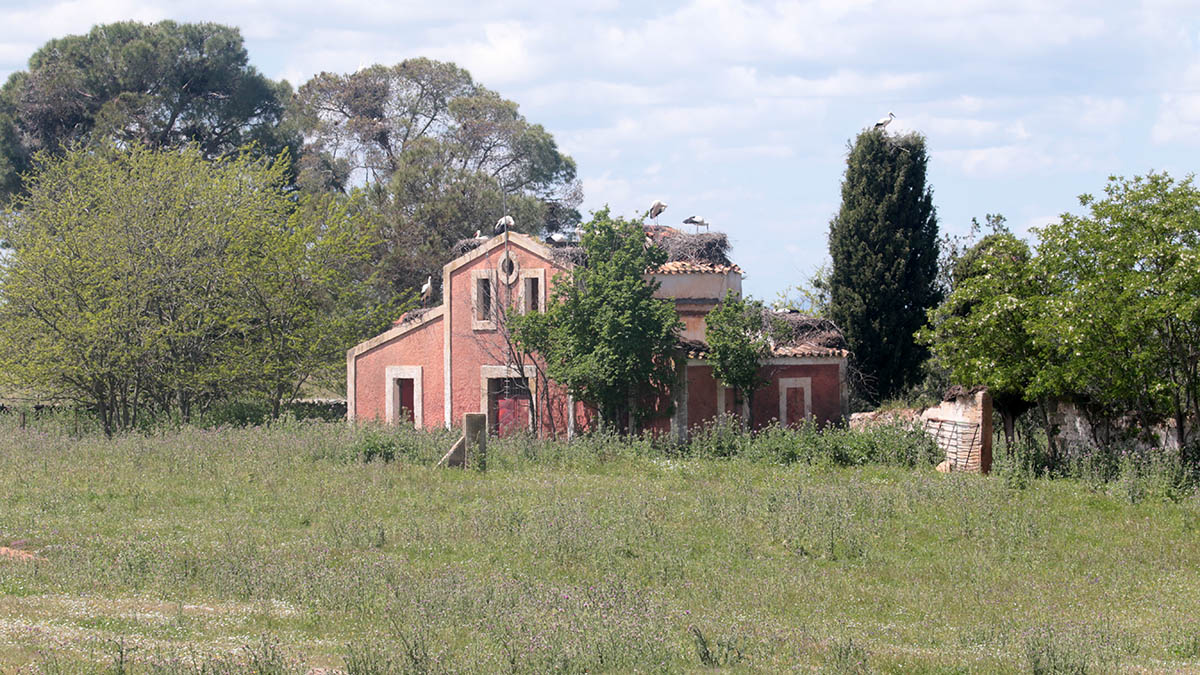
left=685, top=417, right=939, bottom=468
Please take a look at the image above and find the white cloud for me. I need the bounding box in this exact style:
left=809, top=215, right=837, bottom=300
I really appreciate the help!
left=1152, top=64, right=1200, bottom=145
left=423, top=21, right=542, bottom=85
left=936, top=145, right=1055, bottom=176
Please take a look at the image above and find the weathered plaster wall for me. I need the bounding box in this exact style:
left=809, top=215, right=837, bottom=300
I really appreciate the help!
left=681, top=360, right=844, bottom=432
left=679, top=312, right=706, bottom=341
left=921, top=388, right=993, bottom=474
left=445, top=237, right=567, bottom=430
left=686, top=364, right=720, bottom=431
left=650, top=271, right=741, bottom=303
left=751, top=362, right=843, bottom=428
left=351, top=314, right=444, bottom=427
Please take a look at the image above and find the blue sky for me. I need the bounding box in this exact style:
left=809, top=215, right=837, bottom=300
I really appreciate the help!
left=1, top=0, right=1198, bottom=299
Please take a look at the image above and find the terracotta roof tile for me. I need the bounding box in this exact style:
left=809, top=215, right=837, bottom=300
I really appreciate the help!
left=652, top=261, right=744, bottom=275
left=771, top=345, right=851, bottom=358
left=679, top=339, right=848, bottom=360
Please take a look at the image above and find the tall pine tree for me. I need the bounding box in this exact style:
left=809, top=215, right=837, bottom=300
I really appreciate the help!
left=828, top=129, right=940, bottom=404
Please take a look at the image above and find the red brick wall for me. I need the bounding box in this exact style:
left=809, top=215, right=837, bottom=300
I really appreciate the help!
left=684, top=360, right=844, bottom=432
left=751, top=362, right=843, bottom=428
left=687, top=364, right=719, bottom=432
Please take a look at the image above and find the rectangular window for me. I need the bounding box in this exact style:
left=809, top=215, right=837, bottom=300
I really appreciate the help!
left=476, top=277, right=493, bottom=322
left=395, top=378, right=415, bottom=425
left=524, top=276, right=540, bottom=313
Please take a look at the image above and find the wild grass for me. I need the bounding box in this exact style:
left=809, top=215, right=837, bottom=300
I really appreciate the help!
left=0, top=416, right=1197, bottom=672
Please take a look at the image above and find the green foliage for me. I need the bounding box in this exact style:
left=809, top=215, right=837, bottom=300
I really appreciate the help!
left=0, top=20, right=295, bottom=201
left=936, top=213, right=1009, bottom=295
left=828, top=129, right=941, bottom=404
left=706, top=290, right=771, bottom=420
left=686, top=415, right=940, bottom=467
left=1028, top=172, right=1200, bottom=445
left=291, top=59, right=581, bottom=296
left=919, top=231, right=1040, bottom=433
left=511, top=208, right=680, bottom=429
left=0, top=143, right=395, bottom=434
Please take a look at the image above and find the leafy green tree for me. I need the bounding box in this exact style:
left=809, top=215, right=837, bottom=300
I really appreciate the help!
left=920, top=232, right=1040, bottom=446
left=827, top=129, right=941, bottom=403
left=0, top=21, right=295, bottom=201
left=936, top=213, right=1009, bottom=296
left=292, top=59, right=581, bottom=296
left=511, top=209, right=680, bottom=430
left=1029, top=172, right=1200, bottom=447
left=775, top=264, right=830, bottom=316
left=707, top=290, right=771, bottom=427
left=0, top=143, right=392, bottom=434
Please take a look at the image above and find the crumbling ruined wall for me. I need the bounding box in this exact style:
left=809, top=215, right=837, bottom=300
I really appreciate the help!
left=921, top=388, right=992, bottom=474
left=1046, top=398, right=1193, bottom=453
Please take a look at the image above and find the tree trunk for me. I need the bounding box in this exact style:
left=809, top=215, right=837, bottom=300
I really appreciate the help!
left=1002, top=410, right=1016, bottom=455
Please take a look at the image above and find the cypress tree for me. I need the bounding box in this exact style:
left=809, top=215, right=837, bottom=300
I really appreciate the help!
left=828, top=129, right=941, bottom=404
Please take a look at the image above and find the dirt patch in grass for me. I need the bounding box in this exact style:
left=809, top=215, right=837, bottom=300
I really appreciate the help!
left=0, top=546, right=43, bottom=562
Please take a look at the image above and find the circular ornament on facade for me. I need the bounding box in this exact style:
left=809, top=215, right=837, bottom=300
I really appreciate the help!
left=497, top=250, right=520, bottom=284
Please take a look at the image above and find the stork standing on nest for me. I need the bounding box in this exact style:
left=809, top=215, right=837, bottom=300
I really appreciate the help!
left=874, top=111, right=895, bottom=131
left=420, top=275, right=433, bottom=306
left=683, top=215, right=709, bottom=232
left=473, top=229, right=486, bottom=241
left=649, top=200, right=667, bottom=224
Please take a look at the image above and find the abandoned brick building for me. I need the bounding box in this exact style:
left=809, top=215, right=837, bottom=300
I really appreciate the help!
left=346, top=227, right=849, bottom=438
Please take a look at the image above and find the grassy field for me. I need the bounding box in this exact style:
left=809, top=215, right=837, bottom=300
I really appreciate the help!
left=0, top=418, right=1198, bottom=673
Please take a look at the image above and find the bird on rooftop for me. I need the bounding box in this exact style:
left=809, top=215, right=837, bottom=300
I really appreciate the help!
left=548, top=231, right=568, bottom=244
left=649, top=200, right=667, bottom=222
left=420, top=275, right=432, bottom=305
left=874, top=112, right=895, bottom=130
left=495, top=215, right=514, bottom=234
left=683, top=215, right=709, bottom=232
left=473, top=229, right=485, bottom=240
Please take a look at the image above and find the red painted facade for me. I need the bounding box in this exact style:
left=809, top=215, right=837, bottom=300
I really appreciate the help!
left=347, top=232, right=848, bottom=437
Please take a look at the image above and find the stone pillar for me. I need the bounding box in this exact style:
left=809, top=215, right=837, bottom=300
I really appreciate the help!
left=567, top=393, right=575, bottom=442
left=464, top=412, right=487, bottom=471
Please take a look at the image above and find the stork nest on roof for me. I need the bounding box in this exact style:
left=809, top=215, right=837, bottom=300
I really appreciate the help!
left=394, top=306, right=432, bottom=326
left=450, top=238, right=485, bottom=258
left=550, top=245, right=587, bottom=267
left=766, top=311, right=848, bottom=350
left=658, top=231, right=732, bottom=265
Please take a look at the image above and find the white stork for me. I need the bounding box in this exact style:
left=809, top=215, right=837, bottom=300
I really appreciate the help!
left=420, top=275, right=432, bottom=305
left=473, top=229, right=485, bottom=240
left=874, top=112, right=895, bottom=130
left=683, top=215, right=709, bottom=232
left=495, top=215, right=514, bottom=234
left=548, top=231, right=568, bottom=244
left=648, top=200, right=667, bottom=222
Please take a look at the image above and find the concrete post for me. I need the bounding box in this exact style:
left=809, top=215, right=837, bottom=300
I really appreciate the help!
left=464, top=412, right=487, bottom=471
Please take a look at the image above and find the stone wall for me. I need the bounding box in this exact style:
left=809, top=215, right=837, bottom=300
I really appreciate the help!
left=1046, top=398, right=1193, bottom=453
left=921, top=388, right=992, bottom=474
